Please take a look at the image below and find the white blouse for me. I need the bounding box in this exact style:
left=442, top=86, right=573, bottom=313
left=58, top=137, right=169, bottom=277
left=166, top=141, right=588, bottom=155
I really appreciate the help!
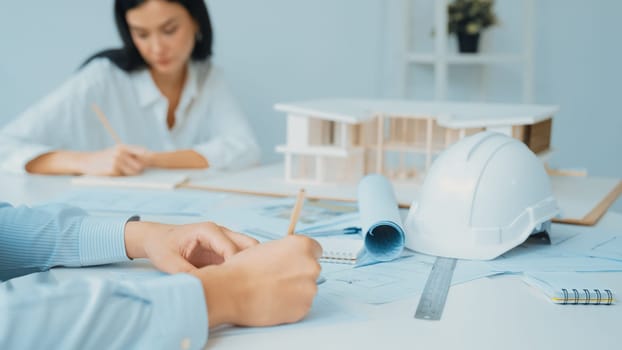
left=0, top=58, right=260, bottom=173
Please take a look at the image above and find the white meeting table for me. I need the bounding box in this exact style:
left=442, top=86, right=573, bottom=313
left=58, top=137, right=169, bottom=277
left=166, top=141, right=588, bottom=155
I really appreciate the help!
left=1, top=171, right=621, bottom=350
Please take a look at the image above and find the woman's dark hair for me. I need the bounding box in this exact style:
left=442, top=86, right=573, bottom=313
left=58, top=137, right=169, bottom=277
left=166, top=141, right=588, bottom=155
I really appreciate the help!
left=83, top=0, right=213, bottom=71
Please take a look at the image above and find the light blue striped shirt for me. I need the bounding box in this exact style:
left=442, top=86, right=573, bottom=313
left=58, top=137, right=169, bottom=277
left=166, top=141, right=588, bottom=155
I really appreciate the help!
left=0, top=202, right=208, bottom=349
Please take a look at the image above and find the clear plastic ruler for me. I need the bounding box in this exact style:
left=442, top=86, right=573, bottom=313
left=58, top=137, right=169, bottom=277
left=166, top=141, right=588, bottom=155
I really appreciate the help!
left=414, top=257, right=457, bottom=320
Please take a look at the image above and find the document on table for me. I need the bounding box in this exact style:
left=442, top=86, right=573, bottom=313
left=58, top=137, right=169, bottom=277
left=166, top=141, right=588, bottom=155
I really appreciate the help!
left=316, top=219, right=622, bottom=305
left=243, top=174, right=407, bottom=266
left=71, top=169, right=209, bottom=190
left=547, top=225, right=622, bottom=262
left=242, top=204, right=622, bottom=305
left=489, top=254, right=622, bottom=273
left=49, top=188, right=227, bottom=216
left=237, top=197, right=360, bottom=237
left=488, top=224, right=622, bottom=273
left=319, top=253, right=497, bottom=304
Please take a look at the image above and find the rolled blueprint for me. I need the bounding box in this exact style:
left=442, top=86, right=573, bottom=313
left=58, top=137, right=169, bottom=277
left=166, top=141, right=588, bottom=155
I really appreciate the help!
left=358, top=174, right=405, bottom=262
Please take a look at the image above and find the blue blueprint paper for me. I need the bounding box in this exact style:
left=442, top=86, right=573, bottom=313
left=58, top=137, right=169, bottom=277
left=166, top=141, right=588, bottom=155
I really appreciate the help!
left=487, top=225, right=622, bottom=273
left=235, top=198, right=359, bottom=238
left=357, top=174, right=405, bottom=263
left=550, top=225, right=622, bottom=262
left=243, top=175, right=407, bottom=265
left=319, top=253, right=497, bottom=304
left=49, top=188, right=227, bottom=216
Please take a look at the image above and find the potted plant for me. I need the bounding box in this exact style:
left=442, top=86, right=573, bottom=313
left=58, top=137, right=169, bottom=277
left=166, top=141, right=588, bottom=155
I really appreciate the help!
left=448, top=0, right=498, bottom=53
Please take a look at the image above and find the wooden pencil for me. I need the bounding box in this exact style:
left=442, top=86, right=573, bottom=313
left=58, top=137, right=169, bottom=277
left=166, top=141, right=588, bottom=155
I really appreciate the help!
left=287, top=188, right=306, bottom=235
left=91, top=103, right=122, bottom=144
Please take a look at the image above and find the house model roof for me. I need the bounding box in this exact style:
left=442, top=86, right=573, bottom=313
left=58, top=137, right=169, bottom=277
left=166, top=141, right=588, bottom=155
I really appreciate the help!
left=274, top=99, right=559, bottom=128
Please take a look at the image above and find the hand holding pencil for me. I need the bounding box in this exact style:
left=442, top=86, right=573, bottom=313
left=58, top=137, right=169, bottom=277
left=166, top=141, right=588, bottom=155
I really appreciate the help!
left=82, top=103, right=149, bottom=176
left=285, top=189, right=327, bottom=284
left=202, top=225, right=323, bottom=326
left=90, top=103, right=210, bottom=172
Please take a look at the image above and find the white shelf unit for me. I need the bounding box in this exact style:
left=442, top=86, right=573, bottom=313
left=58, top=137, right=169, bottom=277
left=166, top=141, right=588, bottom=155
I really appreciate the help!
left=401, top=0, right=535, bottom=103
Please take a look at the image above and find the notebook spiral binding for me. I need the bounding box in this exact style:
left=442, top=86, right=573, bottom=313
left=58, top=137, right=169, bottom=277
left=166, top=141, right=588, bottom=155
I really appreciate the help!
left=560, top=288, right=613, bottom=305
left=319, top=251, right=357, bottom=264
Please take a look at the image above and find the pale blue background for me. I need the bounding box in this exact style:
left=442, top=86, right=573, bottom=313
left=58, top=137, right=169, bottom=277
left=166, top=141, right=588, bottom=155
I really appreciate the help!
left=0, top=0, right=620, bottom=211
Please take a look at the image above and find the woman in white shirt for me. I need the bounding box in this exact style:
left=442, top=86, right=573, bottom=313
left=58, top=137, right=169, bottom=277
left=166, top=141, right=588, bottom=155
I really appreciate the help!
left=0, top=0, right=260, bottom=176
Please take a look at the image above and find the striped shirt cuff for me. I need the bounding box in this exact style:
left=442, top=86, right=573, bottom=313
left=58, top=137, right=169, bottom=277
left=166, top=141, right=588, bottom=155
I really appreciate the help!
left=143, top=274, right=209, bottom=349
left=79, top=215, right=138, bottom=266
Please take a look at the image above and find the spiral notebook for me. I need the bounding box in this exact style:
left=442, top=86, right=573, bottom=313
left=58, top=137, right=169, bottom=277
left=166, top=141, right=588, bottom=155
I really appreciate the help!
left=315, top=237, right=364, bottom=265
left=522, top=272, right=616, bottom=305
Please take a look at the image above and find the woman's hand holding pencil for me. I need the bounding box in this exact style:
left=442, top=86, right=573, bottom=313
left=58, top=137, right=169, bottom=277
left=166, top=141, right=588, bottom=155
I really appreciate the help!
left=78, top=144, right=149, bottom=176
left=86, top=103, right=149, bottom=176
left=88, top=103, right=209, bottom=174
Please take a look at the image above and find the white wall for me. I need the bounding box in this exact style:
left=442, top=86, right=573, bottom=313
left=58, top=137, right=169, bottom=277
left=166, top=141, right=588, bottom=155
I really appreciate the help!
left=535, top=0, right=622, bottom=211
left=0, top=1, right=119, bottom=122
left=534, top=1, right=622, bottom=177
left=1, top=0, right=620, bottom=211
left=206, top=0, right=386, bottom=161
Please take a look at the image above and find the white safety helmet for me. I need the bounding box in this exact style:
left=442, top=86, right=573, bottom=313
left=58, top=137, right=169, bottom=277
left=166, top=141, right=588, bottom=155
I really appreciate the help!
left=405, top=131, right=559, bottom=260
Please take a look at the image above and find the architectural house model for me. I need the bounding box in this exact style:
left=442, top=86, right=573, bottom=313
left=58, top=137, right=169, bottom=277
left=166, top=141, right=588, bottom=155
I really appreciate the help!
left=274, top=99, right=558, bottom=184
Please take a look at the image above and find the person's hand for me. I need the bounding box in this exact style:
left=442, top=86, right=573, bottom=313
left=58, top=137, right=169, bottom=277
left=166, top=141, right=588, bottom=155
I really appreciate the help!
left=191, top=235, right=322, bottom=328
left=124, top=221, right=259, bottom=273
left=132, top=148, right=157, bottom=168
left=79, top=145, right=149, bottom=176
left=133, top=149, right=209, bottom=170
